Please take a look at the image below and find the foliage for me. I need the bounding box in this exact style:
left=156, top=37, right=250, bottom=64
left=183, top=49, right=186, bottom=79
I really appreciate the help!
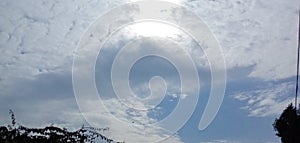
left=273, top=103, right=300, bottom=143
left=0, top=110, right=124, bottom=143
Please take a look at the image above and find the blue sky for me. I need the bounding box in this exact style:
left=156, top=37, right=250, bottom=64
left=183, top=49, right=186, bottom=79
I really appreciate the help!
left=0, top=0, right=299, bottom=143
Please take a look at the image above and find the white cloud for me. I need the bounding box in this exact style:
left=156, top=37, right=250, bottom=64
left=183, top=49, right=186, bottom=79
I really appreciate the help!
left=200, top=139, right=240, bottom=143
left=0, top=0, right=184, bottom=142
left=180, top=93, right=188, bottom=99
left=0, top=71, right=184, bottom=143
left=78, top=97, right=184, bottom=143
left=0, top=0, right=128, bottom=92
left=183, top=0, right=298, bottom=80
left=232, top=81, right=298, bottom=117
left=169, top=93, right=188, bottom=99
left=1, top=0, right=298, bottom=142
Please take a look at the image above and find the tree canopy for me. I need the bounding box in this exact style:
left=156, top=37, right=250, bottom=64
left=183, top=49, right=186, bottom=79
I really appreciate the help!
left=0, top=110, right=124, bottom=143
left=273, top=104, right=300, bottom=143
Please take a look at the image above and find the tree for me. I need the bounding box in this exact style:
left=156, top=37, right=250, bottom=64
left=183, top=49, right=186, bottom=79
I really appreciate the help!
left=0, top=110, right=124, bottom=143
left=273, top=103, right=300, bottom=143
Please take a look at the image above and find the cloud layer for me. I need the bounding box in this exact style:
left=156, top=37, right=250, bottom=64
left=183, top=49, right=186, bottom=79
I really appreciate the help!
left=0, top=0, right=299, bottom=142
left=232, top=81, right=298, bottom=117
left=184, top=0, right=298, bottom=80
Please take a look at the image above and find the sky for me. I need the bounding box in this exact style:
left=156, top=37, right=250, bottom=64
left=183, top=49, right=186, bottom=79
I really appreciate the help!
left=0, top=0, right=299, bottom=143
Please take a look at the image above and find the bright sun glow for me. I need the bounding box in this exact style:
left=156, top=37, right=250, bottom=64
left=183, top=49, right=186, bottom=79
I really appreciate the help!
left=128, top=21, right=182, bottom=38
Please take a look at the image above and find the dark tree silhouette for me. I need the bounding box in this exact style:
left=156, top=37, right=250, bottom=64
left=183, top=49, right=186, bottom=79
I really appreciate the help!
left=273, top=103, right=300, bottom=143
left=0, top=110, right=124, bottom=143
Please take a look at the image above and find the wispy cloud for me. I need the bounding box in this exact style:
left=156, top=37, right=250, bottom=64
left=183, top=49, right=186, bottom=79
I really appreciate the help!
left=0, top=71, right=184, bottom=142
left=0, top=0, right=127, bottom=91
left=200, top=139, right=240, bottom=143
left=232, top=81, right=297, bottom=117
left=82, top=98, right=184, bottom=143
left=0, top=0, right=298, bottom=142
left=183, top=0, right=298, bottom=80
